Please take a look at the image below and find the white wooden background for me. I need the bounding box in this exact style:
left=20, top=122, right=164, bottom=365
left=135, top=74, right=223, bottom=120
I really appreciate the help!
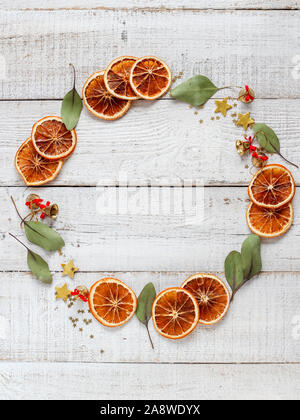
left=0, top=1, right=300, bottom=400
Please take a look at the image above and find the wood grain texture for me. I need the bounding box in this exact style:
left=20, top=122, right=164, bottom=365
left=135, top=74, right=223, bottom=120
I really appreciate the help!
left=1, top=362, right=299, bottom=400
left=2, top=186, right=299, bottom=272
left=0, top=0, right=299, bottom=10
left=2, top=99, right=299, bottom=187
left=0, top=10, right=299, bottom=99
left=0, top=271, right=299, bottom=363
left=1, top=3, right=299, bottom=400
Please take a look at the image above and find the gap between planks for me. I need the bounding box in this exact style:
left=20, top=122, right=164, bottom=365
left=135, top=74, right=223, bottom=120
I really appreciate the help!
left=1, top=270, right=300, bottom=273
left=0, top=360, right=300, bottom=365
left=1, top=97, right=299, bottom=101
left=4, top=8, right=300, bottom=12
left=3, top=184, right=300, bottom=188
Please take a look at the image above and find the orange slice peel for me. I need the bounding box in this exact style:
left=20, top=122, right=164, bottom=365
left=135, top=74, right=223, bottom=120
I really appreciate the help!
left=246, top=201, right=293, bottom=238
left=15, top=137, right=63, bottom=186
left=152, top=287, right=199, bottom=339
left=88, top=278, right=137, bottom=327
left=82, top=70, right=131, bottom=120
left=104, top=56, right=140, bottom=100
left=248, top=164, right=295, bottom=209
left=130, top=56, right=172, bottom=100
left=31, top=116, right=77, bottom=161
left=181, top=274, right=230, bottom=325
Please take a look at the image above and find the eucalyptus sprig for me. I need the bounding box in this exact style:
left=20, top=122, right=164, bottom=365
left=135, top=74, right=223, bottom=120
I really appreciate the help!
left=225, top=234, right=262, bottom=301
left=9, top=233, right=52, bottom=284
left=61, top=63, right=83, bottom=130
left=11, top=196, right=65, bottom=251
left=136, top=282, right=157, bottom=349
left=253, top=123, right=298, bottom=169
left=170, top=75, right=244, bottom=106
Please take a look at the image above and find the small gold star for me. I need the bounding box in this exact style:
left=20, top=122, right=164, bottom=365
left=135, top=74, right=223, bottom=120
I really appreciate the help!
left=236, top=112, right=255, bottom=131
left=214, top=97, right=232, bottom=117
left=55, top=283, right=71, bottom=302
left=61, top=260, right=79, bottom=279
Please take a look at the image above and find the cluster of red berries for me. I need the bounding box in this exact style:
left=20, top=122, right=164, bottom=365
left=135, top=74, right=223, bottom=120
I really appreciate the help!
left=244, top=85, right=254, bottom=102
left=26, top=198, right=51, bottom=219
left=244, top=136, right=268, bottom=162
left=71, top=288, right=89, bottom=302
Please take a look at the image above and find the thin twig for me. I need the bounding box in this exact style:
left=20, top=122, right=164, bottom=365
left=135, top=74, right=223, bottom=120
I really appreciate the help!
left=255, top=131, right=299, bottom=169
left=10, top=196, right=44, bottom=237
left=146, top=323, right=154, bottom=350
left=10, top=196, right=24, bottom=222
left=218, top=85, right=242, bottom=91
left=275, top=150, right=299, bottom=169
left=8, top=232, right=30, bottom=251
left=69, top=63, right=76, bottom=103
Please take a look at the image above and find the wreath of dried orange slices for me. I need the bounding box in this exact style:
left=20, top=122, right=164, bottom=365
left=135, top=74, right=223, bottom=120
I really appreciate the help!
left=13, top=57, right=297, bottom=343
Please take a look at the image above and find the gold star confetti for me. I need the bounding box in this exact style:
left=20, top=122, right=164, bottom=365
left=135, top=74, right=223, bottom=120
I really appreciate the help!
left=61, top=260, right=79, bottom=279
left=214, top=97, right=232, bottom=117
left=55, top=283, right=71, bottom=302
left=236, top=112, right=255, bottom=130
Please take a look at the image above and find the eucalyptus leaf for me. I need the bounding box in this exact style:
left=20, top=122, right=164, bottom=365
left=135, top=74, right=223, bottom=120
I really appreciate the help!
left=136, top=282, right=156, bottom=349
left=171, top=75, right=219, bottom=106
left=241, top=234, right=262, bottom=280
left=61, top=63, right=83, bottom=130
left=253, top=123, right=280, bottom=154
left=27, top=250, right=52, bottom=284
left=24, top=221, right=65, bottom=251
left=136, top=282, right=157, bottom=325
left=224, top=250, right=244, bottom=298
left=61, top=88, right=83, bottom=130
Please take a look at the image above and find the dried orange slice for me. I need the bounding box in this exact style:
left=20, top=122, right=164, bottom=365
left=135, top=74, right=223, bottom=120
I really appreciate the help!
left=246, top=202, right=293, bottom=238
left=82, top=70, right=131, bottom=120
left=152, top=287, right=199, bottom=339
left=15, top=137, right=63, bottom=186
left=104, top=56, right=140, bottom=100
left=88, top=278, right=137, bottom=327
left=31, top=116, right=77, bottom=161
left=130, top=56, right=172, bottom=100
left=181, top=274, right=230, bottom=325
left=248, top=164, right=295, bottom=209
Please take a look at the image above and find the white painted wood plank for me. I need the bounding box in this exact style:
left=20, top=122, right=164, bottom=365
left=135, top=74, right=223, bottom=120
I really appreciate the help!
left=2, top=186, right=300, bottom=272
left=0, top=271, right=299, bottom=363
left=1, top=362, right=299, bottom=400
left=0, top=1, right=298, bottom=10
left=0, top=10, right=299, bottom=99
left=1, top=99, right=299, bottom=187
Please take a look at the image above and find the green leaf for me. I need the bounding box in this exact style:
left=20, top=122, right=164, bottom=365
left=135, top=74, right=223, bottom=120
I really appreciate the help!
left=27, top=250, right=52, bottom=284
left=61, top=88, right=83, bottom=130
left=24, top=221, right=65, bottom=252
left=224, top=250, right=244, bottom=297
left=170, top=75, right=219, bottom=106
left=61, top=64, right=82, bottom=130
left=136, top=282, right=156, bottom=325
left=253, top=123, right=280, bottom=154
left=136, top=282, right=156, bottom=349
left=241, top=234, right=262, bottom=280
